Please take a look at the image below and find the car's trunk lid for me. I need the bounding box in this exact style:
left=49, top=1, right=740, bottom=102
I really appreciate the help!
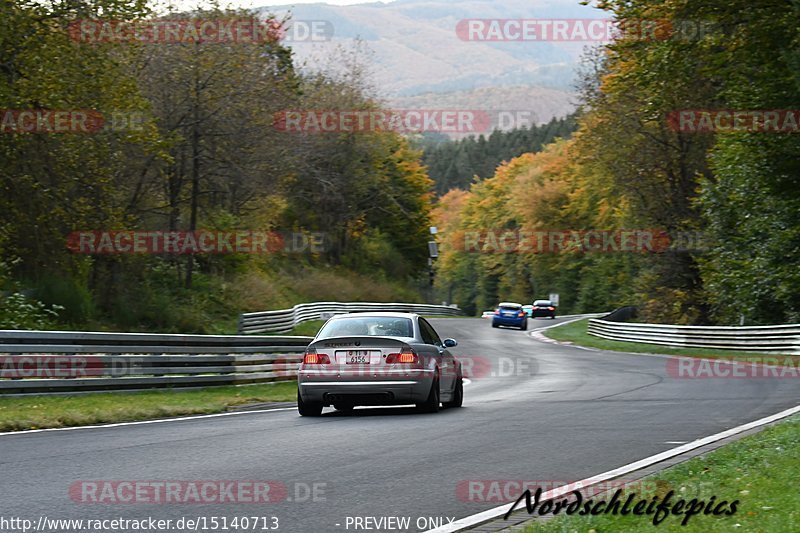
left=309, top=336, right=411, bottom=367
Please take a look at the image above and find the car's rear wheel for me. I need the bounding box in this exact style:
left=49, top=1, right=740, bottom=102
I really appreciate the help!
left=491, top=322, right=499, bottom=328
left=521, top=321, right=527, bottom=330
left=444, top=376, right=463, bottom=408
left=334, top=403, right=354, bottom=412
left=297, top=389, right=323, bottom=417
left=417, top=376, right=440, bottom=413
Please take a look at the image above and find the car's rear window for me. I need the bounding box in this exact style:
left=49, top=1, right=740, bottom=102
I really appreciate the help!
left=317, top=317, right=414, bottom=338
left=499, top=306, right=522, bottom=311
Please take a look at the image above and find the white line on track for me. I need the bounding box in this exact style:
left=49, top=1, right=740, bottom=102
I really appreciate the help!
left=0, top=407, right=296, bottom=437
left=425, top=403, right=800, bottom=532
left=0, top=379, right=475, bottom=438
left=527, top=315, right=594, bottom=338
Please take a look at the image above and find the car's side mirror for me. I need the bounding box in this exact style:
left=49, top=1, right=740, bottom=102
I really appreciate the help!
left=443, top=338, right=458, bottom=348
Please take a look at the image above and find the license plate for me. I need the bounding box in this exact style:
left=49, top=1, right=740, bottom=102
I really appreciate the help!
left=341, top=350, right=371, bottom=364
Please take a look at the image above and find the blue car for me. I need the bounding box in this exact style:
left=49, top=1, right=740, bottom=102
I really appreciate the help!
left=491, top=302, right=528, bottom=330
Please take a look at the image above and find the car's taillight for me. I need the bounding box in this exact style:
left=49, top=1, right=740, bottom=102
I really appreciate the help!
left=518, top=311, right=526, bottom=317
left=386, top=348, right=419, bottom=365
left=494, top=310, right=500, bottom=315
left=548, top=307, right=555, bottom=311
left=303, top=349, right=330, bottom=364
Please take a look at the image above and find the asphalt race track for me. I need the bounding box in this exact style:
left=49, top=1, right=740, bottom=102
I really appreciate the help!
left=3, top=317, right=800, bottom=532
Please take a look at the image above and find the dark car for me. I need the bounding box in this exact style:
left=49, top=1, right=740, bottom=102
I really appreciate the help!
left=491, top=302, right=528, bottom=330
left=531, top=300, right=557, bottom=319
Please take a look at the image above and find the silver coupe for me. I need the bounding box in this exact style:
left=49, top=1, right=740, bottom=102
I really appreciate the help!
left=297, top=312, right=463, bottom=416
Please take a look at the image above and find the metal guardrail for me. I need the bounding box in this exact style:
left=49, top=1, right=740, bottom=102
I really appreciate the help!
left=238, top=301, right=463, bottom=334
left=587, top=319, right=800, bottom=353
left=0, top=330, right=312, bottom=394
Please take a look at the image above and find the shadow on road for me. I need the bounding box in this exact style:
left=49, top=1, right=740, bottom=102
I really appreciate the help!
left=322, top=406, right=468, bottom=417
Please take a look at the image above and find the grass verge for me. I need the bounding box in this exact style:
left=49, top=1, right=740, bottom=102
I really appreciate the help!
left=285, top=320, right=323, bottom=337
left=0, top=382, right=297, bottom=432
left=261, top=320, right=322, bottom=337
left=520, top=415, right=800, bottom=532
left=545, top=319, right=795, bottom=362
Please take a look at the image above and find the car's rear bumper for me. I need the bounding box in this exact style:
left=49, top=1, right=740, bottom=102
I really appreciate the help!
left=492, top=317, right=526, bottom=327
left=297, top=368, right=434, bottom=405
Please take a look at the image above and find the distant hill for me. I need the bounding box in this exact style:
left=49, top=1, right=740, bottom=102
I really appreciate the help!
left=257, top=0, right=599, bottom=127
left=387, top=85, right=578, bottom=134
